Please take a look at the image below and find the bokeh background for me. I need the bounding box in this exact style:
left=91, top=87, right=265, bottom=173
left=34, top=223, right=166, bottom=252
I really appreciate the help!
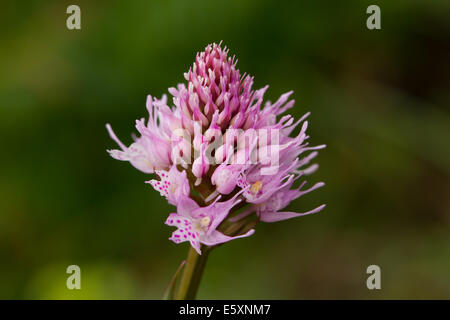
left=1, top=0, right=449, bottom=299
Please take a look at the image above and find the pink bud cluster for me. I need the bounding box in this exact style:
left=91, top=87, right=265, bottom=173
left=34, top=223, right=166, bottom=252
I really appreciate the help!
left=106, top=42, right=325, bottom=254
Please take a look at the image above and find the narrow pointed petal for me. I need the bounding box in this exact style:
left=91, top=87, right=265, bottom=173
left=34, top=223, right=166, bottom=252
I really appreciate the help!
left=259, top=204, right=326, bottom=222
left=201, top=229, right=255, bottom=246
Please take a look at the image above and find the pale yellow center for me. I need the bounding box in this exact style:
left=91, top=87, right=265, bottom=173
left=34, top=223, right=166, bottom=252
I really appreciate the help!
left=200, top=216, right=211, bottom=227
left=194, top=216, right=211, bottom=233
left=250, top=181, right=263, bottom=194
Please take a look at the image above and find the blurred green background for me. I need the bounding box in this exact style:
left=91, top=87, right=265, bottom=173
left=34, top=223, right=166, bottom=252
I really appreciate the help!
left=1, top=0, right=449, bottom=299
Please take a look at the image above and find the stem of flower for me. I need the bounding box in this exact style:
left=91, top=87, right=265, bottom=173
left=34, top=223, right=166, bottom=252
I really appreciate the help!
left=175, top=245, right=210, bottom=300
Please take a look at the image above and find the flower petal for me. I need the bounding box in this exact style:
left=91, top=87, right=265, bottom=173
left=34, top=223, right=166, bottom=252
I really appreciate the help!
left=259, top=204, right=326, bottom=222
left=200, top=229, right=255, bottom=246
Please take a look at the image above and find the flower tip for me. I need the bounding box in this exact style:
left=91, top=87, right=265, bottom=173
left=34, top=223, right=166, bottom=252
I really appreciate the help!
left=247, top=229, right=255, bottom=236
left=285, top=90, right=294, bottom=97
left=105, top=124, right=127, bottom=151
left=105, top=123, right=114, bottom=138
left=317, top=182, right=326, bottom=188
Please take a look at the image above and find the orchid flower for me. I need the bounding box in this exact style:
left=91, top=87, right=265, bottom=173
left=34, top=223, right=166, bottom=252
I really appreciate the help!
left=106, top=42, right=326, bottom=299
left=165, top=192, right=254, bottom=255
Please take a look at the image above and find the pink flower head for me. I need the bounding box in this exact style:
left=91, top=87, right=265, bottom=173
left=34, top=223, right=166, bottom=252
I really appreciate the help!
left=106, top=42, right=325, bottom=254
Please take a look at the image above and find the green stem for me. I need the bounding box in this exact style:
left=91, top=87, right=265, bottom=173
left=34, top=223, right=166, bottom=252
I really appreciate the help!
left=175, top=245, right=210, bottom=300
